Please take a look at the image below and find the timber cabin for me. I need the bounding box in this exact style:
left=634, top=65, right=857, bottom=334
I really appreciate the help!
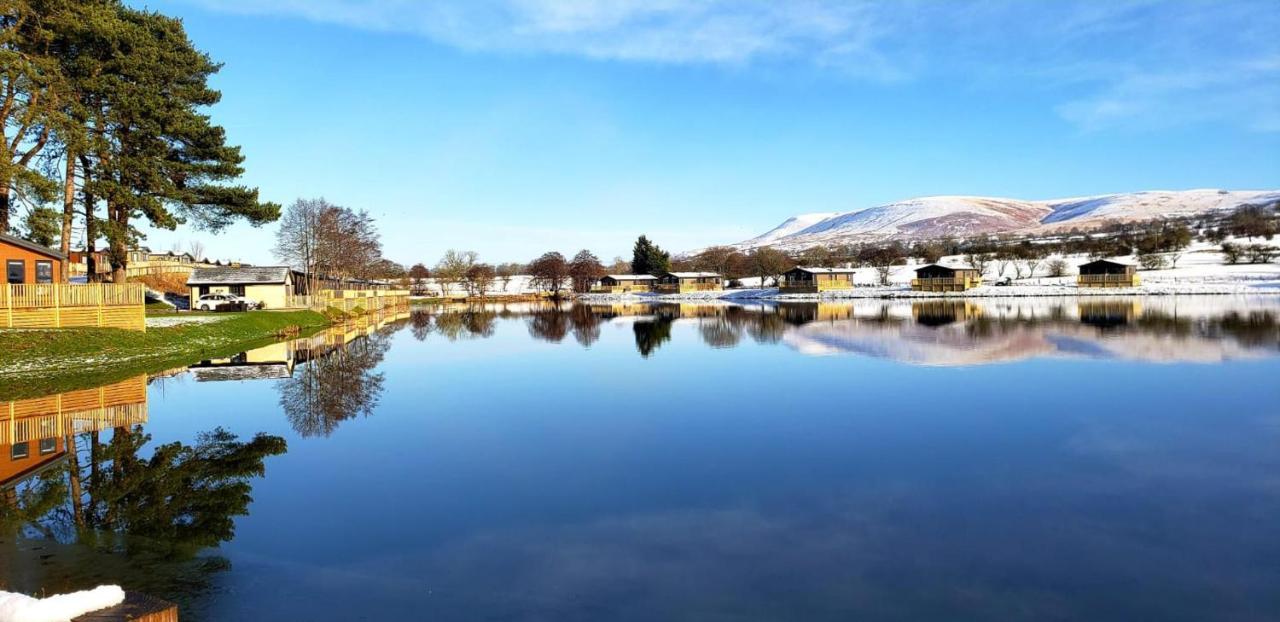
left=593, top=274, right=657, bottom=293
left=655, top=272, right=723, bottom=294
left=1, top=232, right=64, bottom=284
left=779, top=267, right=856, bottom=293
left=1077, top=259, right=1140, bottom=288
left=911, top=264, right=982, bottom=292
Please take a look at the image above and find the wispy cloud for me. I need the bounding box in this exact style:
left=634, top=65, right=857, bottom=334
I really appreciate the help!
left=180, top=0, right=1279, bottom=131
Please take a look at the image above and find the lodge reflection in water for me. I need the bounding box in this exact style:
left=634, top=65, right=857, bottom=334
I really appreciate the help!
left=410, top=298, right=1280, bottom=365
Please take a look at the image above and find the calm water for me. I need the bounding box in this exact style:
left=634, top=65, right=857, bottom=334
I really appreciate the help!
left=2, top=297, right=1279, bottom=621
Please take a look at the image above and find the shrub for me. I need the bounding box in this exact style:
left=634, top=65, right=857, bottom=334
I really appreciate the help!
left=1247, top=245, right=1278, bottom=264
left=1137, top=253, right=1166, bottom=270
left=1221, top=243, right=1244, bottom=265
left=1046, top=258, right=1069, bottom=277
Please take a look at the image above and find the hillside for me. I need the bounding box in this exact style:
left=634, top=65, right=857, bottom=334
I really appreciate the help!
left=727, top=189, right=1280, bottom=251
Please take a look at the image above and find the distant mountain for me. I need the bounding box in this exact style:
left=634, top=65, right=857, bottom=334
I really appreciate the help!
left=725, top=189, right=1280, bottom=251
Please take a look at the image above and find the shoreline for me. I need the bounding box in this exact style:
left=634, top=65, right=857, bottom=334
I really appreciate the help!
left=578, top=282, right=1280, bottom=302
left=0, top=310, right=332, bottom=399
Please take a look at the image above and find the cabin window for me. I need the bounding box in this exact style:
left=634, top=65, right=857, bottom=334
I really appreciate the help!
left=35, top=260, right=53, bottom=283
left=39, top=438, right=56, bottom=455
left=10, top=442, right=29, bottom=460
left=230, top=285, right=246, bottom=296
left=6, top=259, right=24, bottom=284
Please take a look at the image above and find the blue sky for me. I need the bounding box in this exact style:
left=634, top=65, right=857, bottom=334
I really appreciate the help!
left=138, top=0, right=1280, bottom=266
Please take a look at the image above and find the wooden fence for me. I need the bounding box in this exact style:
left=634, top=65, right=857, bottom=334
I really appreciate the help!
left=1, top=283, right=146, bottom=331
left=288, top=289, right=410, bottom=314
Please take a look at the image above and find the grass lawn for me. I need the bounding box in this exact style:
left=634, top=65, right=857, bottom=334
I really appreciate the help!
left=0, top=310, right=329, bottom=399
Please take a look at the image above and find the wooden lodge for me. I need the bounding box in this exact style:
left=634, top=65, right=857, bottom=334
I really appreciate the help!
left=2, top=232, right=64, bottom=284
left=655, top=272, right=723, bottom=294
left=1077, top=259, right=1140, bottom=288
left=911, top=264, right=983, bottom=292
left=779, top=267, right=856, bottom=293
left=593, top=274, right=657, bottom=293
left=3, top=233, right=144, bottom=330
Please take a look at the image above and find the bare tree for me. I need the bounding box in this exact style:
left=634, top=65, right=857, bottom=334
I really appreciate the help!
left=187, top=239, right=206, bottom=262
left=965, top=252, right=993, bottom=277
left=273, top=198, right=383, bottom=293
left=568, top=250, right=606, bottom=293
left=434, top=249, right=477, bottom=296
left=748, top=247, right=792, bottom=287
left=528, top=251, right=569, bottom=294
left=464, top=263, right=496, bottom=296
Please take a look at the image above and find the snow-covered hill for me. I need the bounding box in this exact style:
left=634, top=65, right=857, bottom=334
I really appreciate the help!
left=724, top=189, right=1280, bottom=251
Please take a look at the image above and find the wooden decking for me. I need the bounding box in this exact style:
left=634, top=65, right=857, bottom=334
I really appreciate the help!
left=1, top=283, right=146, bottom=331
left=1077, top=274, right=1141, bottom=287
left=778, top=281, right=853, bottom=293
left=654, top=283, right=722, bottom=294
left=72, top=592, right=178, bottom=622
left=911, top=276, right=983, bottom=292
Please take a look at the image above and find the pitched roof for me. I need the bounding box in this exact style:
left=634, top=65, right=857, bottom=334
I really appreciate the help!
left=0, top=232, right=66, bottom=260
left=187, top=266, right=291, bottom=285
left=604, top=274, right=657, bottom=281
left=664, top=272, right=721, bottom=278
left=1078, top=259, right=1134, bottom=268
left=914, top=264, right=973, bottom=274
left=790, top=266, right=857, bottom=274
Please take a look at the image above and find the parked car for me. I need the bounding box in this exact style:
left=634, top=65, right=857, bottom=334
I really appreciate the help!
left=993, top=277, right=1012, bottom=286
left=194, top=293, right=260, bottom=311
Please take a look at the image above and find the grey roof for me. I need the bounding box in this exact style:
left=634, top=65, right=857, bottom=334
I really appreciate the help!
left=791, top=266, right=856, bottom=274
left=604, top=274, right=657, bottom=281
left=187, top=266, right=291, bottom=285
left=0, top=232, right=66, bottom=260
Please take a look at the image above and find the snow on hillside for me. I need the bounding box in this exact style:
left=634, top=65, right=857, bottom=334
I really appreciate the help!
left=744, top=212, right=841, bottom=245
left=1040, top=189, right=1280, bottom=225
left=723, top=189, right=1280, bottom=252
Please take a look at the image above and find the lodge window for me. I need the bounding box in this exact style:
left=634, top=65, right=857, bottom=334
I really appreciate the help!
left=39, top=438, right=56, bottom=455
left=35, top=260, right=53, bottom=283
left=6, top=259, right=24, bottom=284
left=229, top=285, right=246, bottom=296
left=10, top=442, right=29, bottom=460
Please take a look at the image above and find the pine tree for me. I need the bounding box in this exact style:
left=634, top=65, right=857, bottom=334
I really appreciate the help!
left=630, top=235, right=670, bottom=276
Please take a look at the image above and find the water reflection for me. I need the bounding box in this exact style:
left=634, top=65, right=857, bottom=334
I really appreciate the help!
left=0, top=376, right=286, bottom=609
left=408, top=298, right=1280, bottom=365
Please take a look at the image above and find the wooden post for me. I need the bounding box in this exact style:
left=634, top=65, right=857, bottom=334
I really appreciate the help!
left=4, top=284, right=10, bottom=328
left=54, top=284, right=62, bottom=328
left=97, top=283, right=103, bottom=327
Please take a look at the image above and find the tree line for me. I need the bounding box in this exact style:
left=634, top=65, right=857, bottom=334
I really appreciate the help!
left=1, top=1, right=277, bottom=282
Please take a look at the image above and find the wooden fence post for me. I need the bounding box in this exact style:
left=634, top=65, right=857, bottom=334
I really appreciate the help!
left=54, top=283, right=62, bottom=328
left=4, top=285, right=10, bottom=329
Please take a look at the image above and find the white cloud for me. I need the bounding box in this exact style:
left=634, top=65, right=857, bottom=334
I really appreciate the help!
left=178, top=0, right=1279, bottom=131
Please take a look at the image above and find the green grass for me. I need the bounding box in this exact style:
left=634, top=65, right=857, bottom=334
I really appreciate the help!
left=0, top=310, right=330, bottom=400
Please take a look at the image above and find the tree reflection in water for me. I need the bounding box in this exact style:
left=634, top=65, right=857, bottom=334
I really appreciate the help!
left=0, top=426, right=286, bottom=609
left=407, top=300, right=1280, bottom=360
left=276, top=327, right=394, bottom=438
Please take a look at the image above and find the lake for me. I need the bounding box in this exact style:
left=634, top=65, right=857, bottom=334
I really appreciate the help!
left=2, top=297, right=1279, bottom=621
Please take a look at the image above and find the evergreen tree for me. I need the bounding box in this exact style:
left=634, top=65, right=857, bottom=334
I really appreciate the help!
left=630, top=234, right=670, bottom=276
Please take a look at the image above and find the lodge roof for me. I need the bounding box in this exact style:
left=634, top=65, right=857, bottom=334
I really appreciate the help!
left=914, top=263, right=972, bottom=274
left=1077, top=259, right=1134, bottom=268
left=664, top=272, right=721, bottom=278
left=604, top=274, right=657, bottom=281
left=789, top=266, right=857, bottom=274
left=187, top=266, right=291, bottom=285
left=0, top=232, right=66, bottom=260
